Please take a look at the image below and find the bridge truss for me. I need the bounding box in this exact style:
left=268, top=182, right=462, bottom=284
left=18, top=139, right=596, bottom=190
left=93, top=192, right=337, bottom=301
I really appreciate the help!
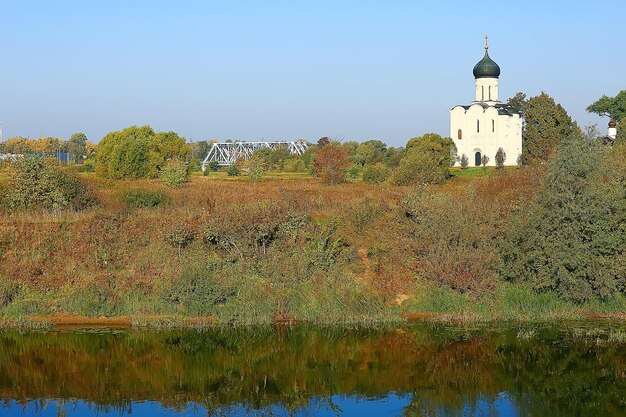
left=201, top=141, right=309, bottom=169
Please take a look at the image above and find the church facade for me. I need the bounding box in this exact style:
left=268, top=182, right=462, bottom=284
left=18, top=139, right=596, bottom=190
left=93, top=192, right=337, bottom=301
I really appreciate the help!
left=450, top=38, right=522, bottom=166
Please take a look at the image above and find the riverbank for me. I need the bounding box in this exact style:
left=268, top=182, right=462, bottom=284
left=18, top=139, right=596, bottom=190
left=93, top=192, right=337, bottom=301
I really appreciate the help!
left=1, top=166, right=625, bottom=327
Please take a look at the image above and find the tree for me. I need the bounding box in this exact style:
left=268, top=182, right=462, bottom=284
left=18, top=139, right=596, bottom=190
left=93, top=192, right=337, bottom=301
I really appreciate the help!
left=66, top=132, right=88, bottom=163
left=480, top=155, right=490, bottom=167
left=351, top=140, right=387, bottom=167
left=507, top=92, right=527, bottom=114
left=317, top=137, right=331, bottom=148
left=499, top=134, right=626, bottom=302
left=313, top=142, right=349, bottom=185
left=96, top=126, right=190, bottom=179
left=244, top=154, right=267, bottom=182
left=587, top=90, right=626, bottom=122
left=149, top=131, right=190, bottom=177
left=511, top=92, right=580, bottom=164
left=495, top=148, right=506, bottom=168
left=391, top=134, right=454, bottom=185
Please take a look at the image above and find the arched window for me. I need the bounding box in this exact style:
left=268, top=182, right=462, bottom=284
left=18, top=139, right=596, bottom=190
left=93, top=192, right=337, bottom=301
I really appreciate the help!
left=492, top=119, right=495, bottom=132
left=489, top=86, right=492, bottom=100
left=481, top=86, right=484, bottom=101
left=457, top=129, right=462, bottom=140
left=477, top=120, right=480, bottom=133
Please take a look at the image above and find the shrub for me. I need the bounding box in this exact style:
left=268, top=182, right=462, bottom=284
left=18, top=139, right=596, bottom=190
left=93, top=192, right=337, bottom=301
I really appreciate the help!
left=404, top=188, right=499, bottom=294
left=121, top=189, right=170, bottom=209
left=206, top=161, right=220, bottom=172
left=227, top=165, right=240, bottom=177
left=164, top=224, right=196, bottom=256
left=495, top=148, right=506, bottom=168
left=165, top=261, right=241, bottom=315
left=346, top=164, right=362, bottom=180
left=2, top=157, right=97, bottom=212
left=391, top=150, right=447, bottom=185
left=362, top=163, right=390, bottom=184
left=460, top=154, right=469, bottom=169
left=159, top=158, right=189, bottom=188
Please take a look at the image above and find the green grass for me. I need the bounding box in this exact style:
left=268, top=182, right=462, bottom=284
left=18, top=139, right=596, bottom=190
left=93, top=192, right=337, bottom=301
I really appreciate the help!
left=449, top=166, right=520, bottom=179
left=400, top=281, right=626, bottom=322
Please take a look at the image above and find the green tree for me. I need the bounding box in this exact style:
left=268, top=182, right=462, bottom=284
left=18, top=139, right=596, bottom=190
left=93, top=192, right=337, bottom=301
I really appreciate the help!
left=587, top=90, right=626, bottom=122
left=351, top=140, right=387, bottom=167
left=149, top=131, right=190, bottom=177
left=96, top=126, right=189, bottom=179
left=66, top=132, right=88, bottom=163
left=510, top=92, right=580, bottom=164
left=499, top=134, right=626, bottom=302
left=391, top=133, right=453, bottom=185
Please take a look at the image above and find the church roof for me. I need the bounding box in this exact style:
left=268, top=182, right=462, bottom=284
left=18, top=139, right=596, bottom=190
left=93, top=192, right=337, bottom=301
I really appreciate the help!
left=473, top=50, right=500, bottom=78
left=450, top=103, right=522, bottom=116
left=495, top=103, right=521, bottom=116
left=473, top=37, right=500, bottom=78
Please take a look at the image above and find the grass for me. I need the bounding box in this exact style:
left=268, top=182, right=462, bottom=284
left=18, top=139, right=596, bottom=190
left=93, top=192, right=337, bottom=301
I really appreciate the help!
left=1, top=166, right=624, bottom=326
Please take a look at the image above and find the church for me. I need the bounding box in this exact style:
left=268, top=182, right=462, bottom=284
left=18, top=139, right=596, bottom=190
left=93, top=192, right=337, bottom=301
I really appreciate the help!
left=450, top=37, right=522, bottom=166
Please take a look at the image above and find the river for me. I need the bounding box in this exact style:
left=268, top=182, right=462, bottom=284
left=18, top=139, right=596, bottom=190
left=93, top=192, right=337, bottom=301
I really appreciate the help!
left=1, top=322, right=625, bottom=416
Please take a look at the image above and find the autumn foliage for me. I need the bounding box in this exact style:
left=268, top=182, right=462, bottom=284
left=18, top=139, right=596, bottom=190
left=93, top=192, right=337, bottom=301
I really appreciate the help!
left=313, top=142, right=349, bottom=184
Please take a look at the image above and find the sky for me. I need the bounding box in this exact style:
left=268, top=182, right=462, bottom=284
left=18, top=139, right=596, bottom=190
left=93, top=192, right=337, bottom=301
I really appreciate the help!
left=0, top=1, right=624, bottom=147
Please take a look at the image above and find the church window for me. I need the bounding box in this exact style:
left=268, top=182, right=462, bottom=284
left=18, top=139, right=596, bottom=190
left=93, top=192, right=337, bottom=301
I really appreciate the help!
left=477, top=120, right=480, bottom=133
left=492, top=119, right=495, bottom=132
left=458, top=129, right=462, bottom=139
left=481, top=86, right=484, bottom=100
left=489, top=86, right=492, bottom=100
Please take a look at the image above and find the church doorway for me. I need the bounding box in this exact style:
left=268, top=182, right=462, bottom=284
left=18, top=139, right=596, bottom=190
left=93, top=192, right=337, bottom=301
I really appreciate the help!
left=475, top=151, right=482, bottom=166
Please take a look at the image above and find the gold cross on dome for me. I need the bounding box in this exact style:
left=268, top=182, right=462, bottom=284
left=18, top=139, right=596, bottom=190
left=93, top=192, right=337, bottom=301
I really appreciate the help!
left=485, top=34, right=489, bottom=50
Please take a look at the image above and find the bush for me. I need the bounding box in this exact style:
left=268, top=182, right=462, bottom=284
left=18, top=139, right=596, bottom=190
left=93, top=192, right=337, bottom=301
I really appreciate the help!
left=2, top=157, right=97, bottom=212
left=460, top=154, right=469, bottom=169
left=362, top=163, right=390, bottom=184
left=495, top=148, right=506, bottom=168
left=121, top=189, right=170, bottom=209
left=499, top=134, right=626, bottom=302
left=206, top=161, right=220, bottom=172
left=227, top=165, right=240, bottom=177
left=165, top=261, right=241, bottom=315
left=159, top=158, right=189, bottom=188
left=164, top=224, right=196, bottom=256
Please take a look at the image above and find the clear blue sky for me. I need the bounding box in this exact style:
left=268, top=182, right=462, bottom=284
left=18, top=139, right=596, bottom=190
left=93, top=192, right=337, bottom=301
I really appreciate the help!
left=0, top=1, right=623, bottom=146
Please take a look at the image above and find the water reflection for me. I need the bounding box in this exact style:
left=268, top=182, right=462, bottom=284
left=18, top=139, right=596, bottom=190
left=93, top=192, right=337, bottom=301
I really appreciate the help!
left=0, top=324, right=624, bottom=416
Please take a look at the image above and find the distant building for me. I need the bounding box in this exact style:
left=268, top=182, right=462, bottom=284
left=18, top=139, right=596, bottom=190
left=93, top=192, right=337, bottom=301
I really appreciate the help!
left=450, top=37, right=522, bottom=166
